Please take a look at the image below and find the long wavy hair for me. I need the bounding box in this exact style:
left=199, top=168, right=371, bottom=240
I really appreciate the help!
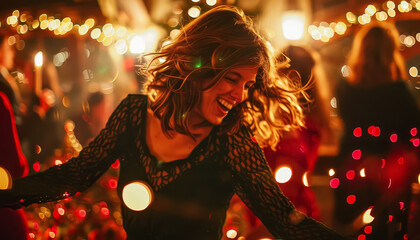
left=347, top=22, right=407, bottom=87
left=143, top=5, right=304, bottom=148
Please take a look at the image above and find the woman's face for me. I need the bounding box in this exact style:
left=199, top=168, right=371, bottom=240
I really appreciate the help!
left=190, top=65, right=258, bottom=127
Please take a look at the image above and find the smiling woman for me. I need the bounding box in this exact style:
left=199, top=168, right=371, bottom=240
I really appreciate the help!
left=1, top=5, right=349, bottom=240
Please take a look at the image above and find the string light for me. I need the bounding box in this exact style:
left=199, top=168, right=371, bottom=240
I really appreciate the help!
left=309, top=1, right=419, bottom=42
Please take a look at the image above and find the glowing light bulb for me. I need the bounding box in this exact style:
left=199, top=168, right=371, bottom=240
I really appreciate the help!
left=122, top=182, right=153, bottom=211
left=328, top=168, right=335, bottom=176
left=35, top=51, right=43, bottom=67
left=282, top=12, right=305, bottom=40
left=275, top=166, right=292, bottom=183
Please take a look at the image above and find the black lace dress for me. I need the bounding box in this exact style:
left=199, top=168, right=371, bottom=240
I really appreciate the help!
left=0, top=95, right=346, bottom=240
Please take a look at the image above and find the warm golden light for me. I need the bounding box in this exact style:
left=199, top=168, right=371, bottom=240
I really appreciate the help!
left=282, top=12, right=305, bottom=40
left=85, top=18, right=95, bottom=28
left=418, top=174, right=420, bottom=184
left=78, top=25, right=89, bottom=35
left=408, top=67, right=419, bottom=77
left=12, top=10, right=20, bottom=17
left=226, top=229, right=238, bottom=239
left=365, top=5, right=377, bottom=16
left=103, top=23, right=115, bottom=37
left=0, top=167, right=12, bottom=190
left=400, top=1, right=410, bottom=11
left=129, top=35, right=146, bottom=54
left=375, top=11, right=388, bottom=21
left=335, top=22, right=347, bottom=35
left=302, top=172, right=309, bottom=187
left=90, top=28, right=101, bottom=39
left=114, top=39, right=128, bottom=55
left=346, top=12, right=357, bottom=24
left=206, top=0, right=217, bottom=6
left=388, top=9, right=396, bottom=17
left=39, top=14, right=48, bottom=21
left=116, top=27, right=128, bottom=38
left=360, top=168, right=366, bottom=177
left=10, top=16, right=18, bottom=25
left=122, top=182, right=153, bottom=211
left=40, top=20, right=48, bottom=30
left=387, top=1, right=396, bottom=9
left=363, top=208, right=375, bottom=224
left=188, top=6, right=201, bottom=18
left=35, top=51, right=43, bottom=67
left=275, top=166, right=292, bottom=183
left=329, top=168, right=335, bottom=176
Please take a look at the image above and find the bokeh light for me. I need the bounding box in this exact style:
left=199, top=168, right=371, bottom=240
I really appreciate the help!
left=122, top=181, right=153, bottom=211
left=409, top=66, right=418, bottom=77
left=226, top=229, right=238, bottom=239
left=282, top=12, right=305, bottom=40
left=346, top=195, right=356, bottom=204
left=302, top=172, right=309, bottom=187
left=129, top=35, right=146, bottom=54
left=35, top=51, right=43, bottom=67
left=329, top=178, right=339, bottom=188
left=275, top=166, right=292, bottom=183
left=363, top=207, right=375, bottom=224
left=188, top=6, right=201, bottom=18
left=0, top=167, right=12, bottom=190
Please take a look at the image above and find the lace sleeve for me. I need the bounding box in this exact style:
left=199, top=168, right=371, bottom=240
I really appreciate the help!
left=223, top=126, right=348, bottom=240
left=0, top=95, right=139, bottom=209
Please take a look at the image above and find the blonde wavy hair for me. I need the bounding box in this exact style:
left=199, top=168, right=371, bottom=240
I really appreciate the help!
left=143, top=5, right=304, bottom=149
left=347, top=22, right=407, bottom=87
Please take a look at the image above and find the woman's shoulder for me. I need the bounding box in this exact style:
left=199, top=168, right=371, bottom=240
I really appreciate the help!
left=122, top=94, right=148, bottom=107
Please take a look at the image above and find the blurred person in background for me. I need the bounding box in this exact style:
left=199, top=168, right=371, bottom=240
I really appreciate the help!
left=0, top=34, right=22, bottom=129
left=334, top=22, right=420, bottom=240
left=0, top=39, right=29, bottom=238
left=245, top=45, right=334, bottom=239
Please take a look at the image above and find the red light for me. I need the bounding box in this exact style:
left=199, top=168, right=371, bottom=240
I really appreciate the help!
left=368, top=126, right=375, bottom=135
left=412, top=138, right=419, bottom=147
left=411, top=128, right=417, bottom=136
left=346, top=170, right=355, bottom=180
left=352, top=149, right=361, bottom=160
left=358, top=234, right=366, bottom=240
left=390, top=133, right=397, bottom=142
left=101, top=207, right=110, bottom=217
left=33, top=162, right=41, bottom=172
left=387, top=215, right=393, bottom=223
left=381, top=159, right=385, bottom=168
left=108, top=178, right=118, bottom=189
left=372, top=127, right=380, bottom=137
left=353, top=127, right=362, bottom=137
left=329, top=178, right=340, bottom=189
left=347, top=195, right=356, bottom=204
left=399, top=202, right=404, bottom=210
left=364, top=226, right=372, bottom=234
left=111, top=160, right=120, bottom=169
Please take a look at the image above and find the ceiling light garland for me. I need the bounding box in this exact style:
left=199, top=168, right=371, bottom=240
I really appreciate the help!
left=308, top=0, right=420, bottom=42
left=2, top=9, right=138, bottom=55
